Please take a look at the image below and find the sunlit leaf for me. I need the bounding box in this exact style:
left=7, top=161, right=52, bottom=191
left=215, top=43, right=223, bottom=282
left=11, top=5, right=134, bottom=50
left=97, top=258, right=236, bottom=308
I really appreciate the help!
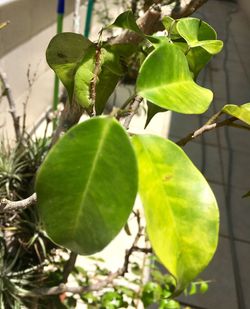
left=46, top=33, right=93, bottom=101
left=36, top=117, right=138, bottom=255
left=176, top=18, right=223, bottom=55
left=132, top=135, right=219, bottom=290
left=137, top=42, right=213, bottom=114
left=222, top=103, right=250, bottom=125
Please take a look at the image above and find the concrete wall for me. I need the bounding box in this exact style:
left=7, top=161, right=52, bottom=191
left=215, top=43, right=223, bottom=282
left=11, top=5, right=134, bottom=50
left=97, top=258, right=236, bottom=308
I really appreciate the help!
left=239, top=0, right=250, bottom=20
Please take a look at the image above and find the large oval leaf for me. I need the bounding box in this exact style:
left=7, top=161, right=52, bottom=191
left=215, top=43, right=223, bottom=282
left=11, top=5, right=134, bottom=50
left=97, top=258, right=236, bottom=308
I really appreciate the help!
left=136, top=42, right=213, bottom=114
left=36, top=117, right=138, bottom=255
left=222, top=103, right=250, bottom=125
left=132, top=135, right=219, bottom=291
left=46, top=33, right=93, bottom=101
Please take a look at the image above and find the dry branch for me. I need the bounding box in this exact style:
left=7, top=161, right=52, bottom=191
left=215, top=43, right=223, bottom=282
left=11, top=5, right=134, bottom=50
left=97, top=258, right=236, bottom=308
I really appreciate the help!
left=0, top=68, right=20, bottom=140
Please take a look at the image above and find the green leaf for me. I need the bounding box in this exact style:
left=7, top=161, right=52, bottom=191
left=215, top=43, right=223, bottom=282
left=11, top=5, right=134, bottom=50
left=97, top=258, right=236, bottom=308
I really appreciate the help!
left=132, top=135, right=219, bottom=290
left=107, top=10, right=143, bottom=35
left=242, top=190, right=250, bottom=198
left=176, top=18, right=223, bottom=55
left=199, top=281, right=209, bottom=294
left=142, top=282, right=162, bottom=307
left=173, top=42, right=212, bottom=79
left=222, top=103, right=250, bottom=125
left=162, top=16, right=180, bottom=40
left=186, top=46, right=213, bottom=79
left=137, top=42, right=213, bottom=114
left=145, top=101, right=167, bottom=128
left=36, top=117, right=138, bottom=255
left=46, top=33, right=93, bottom=101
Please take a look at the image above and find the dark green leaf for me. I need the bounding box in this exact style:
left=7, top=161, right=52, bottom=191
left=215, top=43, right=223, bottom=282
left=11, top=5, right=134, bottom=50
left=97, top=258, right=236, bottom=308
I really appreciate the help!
left=242, top=190, right=250, bottom=198
left=222, top=103, right=250, bottom=125
left=132, top=135, right=219, bottom=290
left=137, top=42, right=213, bottom=114
left=145, top=101, right=167, bottom=128
left=107, top=11, right=143, bottom=35
left=46, top=33, right=93, bottom=101
left=36, top=117, right=138, bottom=255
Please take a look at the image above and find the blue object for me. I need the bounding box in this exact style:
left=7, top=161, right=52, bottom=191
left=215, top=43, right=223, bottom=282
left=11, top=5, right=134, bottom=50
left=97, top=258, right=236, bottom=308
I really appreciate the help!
left=57, top=0, right=65, bottom=14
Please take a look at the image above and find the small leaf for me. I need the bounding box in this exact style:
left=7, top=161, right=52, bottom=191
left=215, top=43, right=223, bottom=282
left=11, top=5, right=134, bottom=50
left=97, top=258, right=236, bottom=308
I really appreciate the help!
left=107, top=10, right=143, bottom=35
left=132, top=135, right=219, bottom=291
left=199, top=281, right=209, bottom=294
left=142, top=282, right=162, bottom=307
left=0, top=21, right=9, bottom=30
left=176, top=18, right=223, bottom=55
left=137, top=42, right=213, bottom=114
left=36, top=117, right=138, bottom=255
left=46, top=33, right=93, bottom=101
left=242, top=190, right=250, bottom=198
left=189, top=283, right=197, bottom=295
left=162, top=16, right=180, bottom=40
left=145, top=101, right=167, bottom=128
left=222, top=103, right=250, bottom=125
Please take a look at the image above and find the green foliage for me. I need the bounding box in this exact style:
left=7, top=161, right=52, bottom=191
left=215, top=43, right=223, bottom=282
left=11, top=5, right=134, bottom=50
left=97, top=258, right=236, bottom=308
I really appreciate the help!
left=36, top=117, right=138, bottom=255
left=132, top=135, right=219, bottom=290
left=46, top=33, right=93, bottom=101
left=1, top=9, right=234, bottom=308
left=222, top=103, right=250, bottom=125
left=136, top=42, right=213, bottom=114
left=106, top=10, right=143, bottom=35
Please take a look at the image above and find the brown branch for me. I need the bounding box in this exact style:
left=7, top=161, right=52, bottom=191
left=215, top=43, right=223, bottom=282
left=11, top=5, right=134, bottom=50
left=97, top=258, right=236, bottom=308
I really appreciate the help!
left=177, top=117, right=237, bottom=147
left=27, top=210, right=151, bottom=298
left=0, top=68, right=20, bottom=140
left=0, top=193, right=37, bottom=212
left=62, top=252, right=78, bottom=283
left=123, top=96, right=144, bottom=130
left=171, top=0, right=208, bottom=19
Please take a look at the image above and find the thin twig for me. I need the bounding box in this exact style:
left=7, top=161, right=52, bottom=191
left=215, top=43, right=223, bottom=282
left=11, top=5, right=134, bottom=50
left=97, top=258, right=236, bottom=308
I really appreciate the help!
left=62, top=252, right=78, bottom=283
left=177, top=117, right=237, bottom=146
left=123, top=96, right=144, bottom=130
left=0, top=193, right=37, bottom=212
left=0, top=68, right=20, bottom=140
left=26, top=210, right=151, bottom=297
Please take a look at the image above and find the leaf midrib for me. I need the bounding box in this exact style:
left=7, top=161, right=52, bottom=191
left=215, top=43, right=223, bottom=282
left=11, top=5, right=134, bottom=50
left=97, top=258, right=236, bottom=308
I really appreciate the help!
left=72, top=121, right=111, bottom=239
left=139, top=140, right=182, bottom=270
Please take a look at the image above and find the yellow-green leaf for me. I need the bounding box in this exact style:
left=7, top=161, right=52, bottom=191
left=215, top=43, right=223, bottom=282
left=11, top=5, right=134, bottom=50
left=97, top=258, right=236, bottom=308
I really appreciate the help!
left=222, top=103, right=250, bottom=125
left=136, top=42, right=213, bottom=114
left=132, top=135, right=219, bottom=291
